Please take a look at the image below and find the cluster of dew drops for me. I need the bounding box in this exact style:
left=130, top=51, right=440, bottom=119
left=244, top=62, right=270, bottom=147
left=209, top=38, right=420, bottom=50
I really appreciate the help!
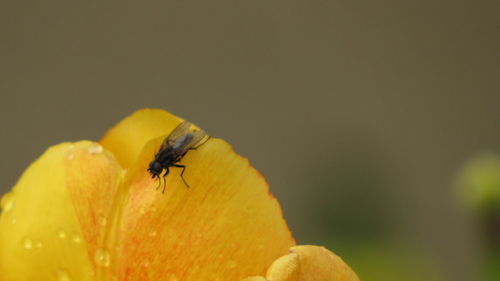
left=0, top=143, right=223, bottom=281
left=0, top=144, right=113, bottom=280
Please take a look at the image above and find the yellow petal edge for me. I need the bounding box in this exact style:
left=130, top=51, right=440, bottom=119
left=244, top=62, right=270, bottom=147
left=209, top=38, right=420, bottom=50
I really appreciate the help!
left=240, top=245, right=360, bottom=281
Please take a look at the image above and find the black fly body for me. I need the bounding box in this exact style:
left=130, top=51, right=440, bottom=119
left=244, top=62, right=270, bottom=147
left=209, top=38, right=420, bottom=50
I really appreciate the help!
left=147, top=121, right=209, bottom=193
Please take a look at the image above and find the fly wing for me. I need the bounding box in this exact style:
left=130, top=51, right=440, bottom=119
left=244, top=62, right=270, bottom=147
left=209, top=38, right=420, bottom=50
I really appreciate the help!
left=159, top=121, right=207, bottom=153
left=157, top=121, right=191, bottom=153
left=186, top=127, right=208, bottom=148
left=166, top=121, right=193, bottom=142
left=171, top=125, right=208, bottom=157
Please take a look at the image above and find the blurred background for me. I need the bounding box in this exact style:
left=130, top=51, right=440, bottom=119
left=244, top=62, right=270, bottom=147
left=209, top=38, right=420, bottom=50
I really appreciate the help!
left=1, top=1, right=499, bottom=280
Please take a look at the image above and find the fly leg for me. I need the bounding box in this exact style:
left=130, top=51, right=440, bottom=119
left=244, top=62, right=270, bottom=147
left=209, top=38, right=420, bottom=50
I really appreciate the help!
left=162, top=168, right=170, bottom=193
left=173, top=164, right=189, bottom=188
left=155, top=176, right=162, bottom=191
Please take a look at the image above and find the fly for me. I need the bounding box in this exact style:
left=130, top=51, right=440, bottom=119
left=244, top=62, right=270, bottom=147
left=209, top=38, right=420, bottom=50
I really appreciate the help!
left=147, top=121, right=209, bottom=192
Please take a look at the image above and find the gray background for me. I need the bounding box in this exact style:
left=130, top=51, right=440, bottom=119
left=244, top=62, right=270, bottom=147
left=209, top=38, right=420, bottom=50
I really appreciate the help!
left=1, top=1, right=499, bottom=280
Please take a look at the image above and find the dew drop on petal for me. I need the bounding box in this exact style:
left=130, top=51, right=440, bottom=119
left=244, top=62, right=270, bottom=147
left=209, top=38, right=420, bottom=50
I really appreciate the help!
left=1, top=192, right=15, bottom=213
left=67, top=153, right=75, bottom=161
left=87, top=145, right=103, bottom=154
left=71, top=233, right=81, bottom=243
left=94, top=248, right=111, bottom=267
left=57, top=229, right=67, bottom=239
left=22, top=237, right=33, bottom=249
left=55, top=268, right=71, bottom=281
left=35, top=241, right=43, bottom=249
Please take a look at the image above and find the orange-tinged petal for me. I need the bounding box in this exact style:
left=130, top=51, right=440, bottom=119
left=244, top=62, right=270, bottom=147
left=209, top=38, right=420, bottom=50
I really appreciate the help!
left=96, top=134, right=295, bottom=281
left=100, top=108, right=182, bottom=169
left=63, top=142, right=123, bottom=269
left=265, top=245, right=360, bottom=281
left=240, top=277, right=267, bottom=281
left=0, top=141, right=121, bottom=281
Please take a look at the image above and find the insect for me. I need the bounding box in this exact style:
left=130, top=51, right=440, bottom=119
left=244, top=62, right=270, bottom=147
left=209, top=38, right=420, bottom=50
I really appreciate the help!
left=148, top=121, right=209, bottom=192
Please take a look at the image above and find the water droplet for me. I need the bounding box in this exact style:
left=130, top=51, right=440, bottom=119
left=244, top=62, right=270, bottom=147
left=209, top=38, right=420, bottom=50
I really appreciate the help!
left=227, top=260, right=237, bottom=269
left=57, top=229, right=67, bottom=239
left=55, top=268, right=71, bottom=281
left=94, top=248, right=111, bottom=267
left=1, top=192, right=15, bottom=213
left=22, top=237, right=33, bottom=249
left=35, top=241, right=43, bottom=249
left=67, top=153, right=75, bottom=161
left=71, top=233, right=81, bottom=243
left=87, top=145, right=103, bottom=154
left=99, top=217, right=107, bottom=226
left=148, top=231, right=157, bottom=237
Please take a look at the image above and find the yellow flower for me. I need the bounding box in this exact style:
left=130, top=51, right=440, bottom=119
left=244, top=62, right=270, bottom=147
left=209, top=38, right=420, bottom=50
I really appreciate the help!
left=0, top=109, right=359, bottom=281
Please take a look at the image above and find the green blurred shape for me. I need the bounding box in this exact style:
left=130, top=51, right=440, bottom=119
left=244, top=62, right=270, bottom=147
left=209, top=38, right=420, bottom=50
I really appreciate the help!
left=457, top=154, right=500, bottom=212
left=483, top=253, right=500, bottom=281
left=324, top=240, right=446, bottom=281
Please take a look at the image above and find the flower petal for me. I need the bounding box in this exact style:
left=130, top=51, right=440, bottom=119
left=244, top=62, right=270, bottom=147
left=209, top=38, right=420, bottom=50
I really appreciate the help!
left=240, top=277, right=267, bottom=281
left=266, top=251, right=299, bottom=281
left=265, top=245, right=360, bottom=281
left=100, top=134, right=295, bottom=281
left=100, top=108, right=182, bottom=169
left=0, top=141, right=122, bottom=281
left=63, top=142, right=123, bottom=270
